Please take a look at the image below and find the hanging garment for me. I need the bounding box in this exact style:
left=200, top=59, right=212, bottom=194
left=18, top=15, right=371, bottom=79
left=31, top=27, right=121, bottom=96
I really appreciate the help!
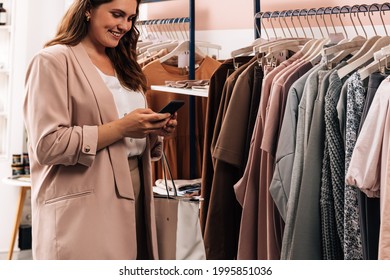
left=244, top=64, right=264, bottom=163
left=270, top=63, right=321, bottom=258
left=143, top=56, right=221, bottom=181
left=281, top=63, right=326, bottom=259
left=234, top=52, right=304, bottom=260
left=200, top=56, right=253, bottom=239
left=346, top=77, right=390, bottom=259
left=357, top=72, right=385, bottom=260
left=203, top=59, right=259, bottom=260
left=287, top=62, right=344, bottom=260
left=344, top=72, right=366, bottom=260
left=321, top=69, right=351, bottom=259
left=210, top=57, right=257, bottom=161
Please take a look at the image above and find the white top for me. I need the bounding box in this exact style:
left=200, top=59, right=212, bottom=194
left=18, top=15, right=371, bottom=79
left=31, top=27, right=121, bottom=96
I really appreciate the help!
left=96, top=67, right=146, bottom=157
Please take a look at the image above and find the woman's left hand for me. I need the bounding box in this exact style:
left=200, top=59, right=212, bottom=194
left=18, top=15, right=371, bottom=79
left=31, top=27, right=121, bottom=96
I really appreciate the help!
left=156, top=112, right=178, bottom=137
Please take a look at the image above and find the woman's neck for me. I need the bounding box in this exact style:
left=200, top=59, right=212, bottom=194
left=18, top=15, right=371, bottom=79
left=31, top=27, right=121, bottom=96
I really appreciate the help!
left=81, top=40, right=115, bottom=76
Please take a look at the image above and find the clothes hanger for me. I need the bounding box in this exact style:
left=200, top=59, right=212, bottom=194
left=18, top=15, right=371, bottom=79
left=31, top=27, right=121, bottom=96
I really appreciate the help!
left=159, top=40, right=206, bottom=63
left=338, top=4, right=390, bottom=79
left=337, top=35, right=390, bottom=79
left=343, top=4, right=381, bottom=64
left=356, top=3, right=390, bottom=80
left=358, top=51, right=390, bottom=80
left=338, top=36, right=390, bottom=79
left=145, top=41, right=179, bottom=54
left=301, top=7, right=335, bottom=63
left=325, top=6, right=367, bottom=68
left=261, top=10, right=312, bottom=57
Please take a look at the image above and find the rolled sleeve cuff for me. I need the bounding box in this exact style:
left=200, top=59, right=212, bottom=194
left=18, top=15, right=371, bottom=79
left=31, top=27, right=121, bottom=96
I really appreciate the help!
left=79, top=125, right=98, bottom=166
left=151, top=135, right=164, bottom=161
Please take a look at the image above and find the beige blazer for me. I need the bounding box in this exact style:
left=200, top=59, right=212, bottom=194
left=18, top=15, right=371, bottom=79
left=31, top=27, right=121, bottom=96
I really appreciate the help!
left=23, top=43, right=162, bottom=260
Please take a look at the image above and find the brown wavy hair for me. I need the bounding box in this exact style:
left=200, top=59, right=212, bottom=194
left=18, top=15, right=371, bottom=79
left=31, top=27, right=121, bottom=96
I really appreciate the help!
left=45, top=0, right=146, bottom=92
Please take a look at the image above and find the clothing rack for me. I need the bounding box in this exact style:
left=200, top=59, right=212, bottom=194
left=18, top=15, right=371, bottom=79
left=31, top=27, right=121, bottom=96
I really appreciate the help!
left=255, top=3, right=390, bottom=39
left=256, top=4, right=390, bottom=19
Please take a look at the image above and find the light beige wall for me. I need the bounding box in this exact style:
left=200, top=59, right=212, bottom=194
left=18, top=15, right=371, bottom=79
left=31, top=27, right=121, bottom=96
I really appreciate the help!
left=145, top=0, right=387, bottom=31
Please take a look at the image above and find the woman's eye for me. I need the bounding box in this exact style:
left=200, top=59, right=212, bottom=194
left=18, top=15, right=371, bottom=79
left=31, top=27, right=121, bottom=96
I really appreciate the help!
left=112, top=13, right=121, bottom=18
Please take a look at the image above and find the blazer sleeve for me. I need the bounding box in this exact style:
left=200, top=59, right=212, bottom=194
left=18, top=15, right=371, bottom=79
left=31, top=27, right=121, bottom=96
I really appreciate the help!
left=24, top=49, right=98, bottom=167
left=149, top=134, right=163, bottom=161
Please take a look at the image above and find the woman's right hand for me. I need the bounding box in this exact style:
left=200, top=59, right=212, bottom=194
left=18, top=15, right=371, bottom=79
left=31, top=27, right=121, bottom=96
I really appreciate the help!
left=117, top=108, right=171, bottom=138
left=97, top=108, right=170, bottom=151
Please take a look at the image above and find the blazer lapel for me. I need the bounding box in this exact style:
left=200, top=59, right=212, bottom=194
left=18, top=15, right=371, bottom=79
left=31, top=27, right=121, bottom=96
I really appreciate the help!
left=70, top=43, right=135, bottom=200
left=69, top=43, right=119, bottom=123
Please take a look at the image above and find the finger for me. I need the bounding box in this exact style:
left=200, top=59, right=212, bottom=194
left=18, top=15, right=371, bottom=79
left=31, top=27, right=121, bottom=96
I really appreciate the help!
left=147, top=112, right=171, bottom=122
left=166, top=119, right=177, bottom=127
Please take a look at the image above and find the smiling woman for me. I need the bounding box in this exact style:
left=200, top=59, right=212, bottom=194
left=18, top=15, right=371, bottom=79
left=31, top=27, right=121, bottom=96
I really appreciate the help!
left=23, top=0, right=178, bottom=260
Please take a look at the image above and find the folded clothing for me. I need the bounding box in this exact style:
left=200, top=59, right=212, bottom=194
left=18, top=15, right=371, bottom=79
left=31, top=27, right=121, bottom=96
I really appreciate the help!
left=165, top=79, right=209, bottom=88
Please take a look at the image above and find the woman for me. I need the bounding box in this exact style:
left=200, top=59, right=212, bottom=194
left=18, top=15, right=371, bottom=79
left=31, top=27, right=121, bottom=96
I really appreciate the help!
left=23, top=0, right=177, bottom=260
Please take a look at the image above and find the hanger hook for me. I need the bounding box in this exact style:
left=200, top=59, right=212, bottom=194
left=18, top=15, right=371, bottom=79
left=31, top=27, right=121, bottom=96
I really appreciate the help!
left=162, top=19, right=171, bottom=40
left=356, top=5, right=368, bottom=38
left=280, top=10, right=293, bottom=37
left=337, top=5, right=350, bottom=39
left=277, top=10, right=287, bottom=38
left=317, top=7, right=329, bottom=36
left=311, top=8, right=324, bottom=37
left=368, top=3, right=379, bottom=36
left=259, top=12, right=271, bottom=40
left=148, top=19, right=156, bottom=40
left=293, top=9, right=305, bottom=38
left=348, top=5, right=359, bottom=37
left=297, top=9, right=308, bottom=38
left=180, top=17, right=189, bottom=41
left=306, top=8, right=316, bottom=38
left=331, top=6, right=344, bottom=36
left=380, top=3, right=390, bottom=36
left=171, top=18, right=179, bottom=41
left=254, top=12, right=262, bottom=39
left=268, top=11, right=280, bottom=39
left=327, top=7, right=337, bottom=34
left=288, top=10, right=299, bottom=38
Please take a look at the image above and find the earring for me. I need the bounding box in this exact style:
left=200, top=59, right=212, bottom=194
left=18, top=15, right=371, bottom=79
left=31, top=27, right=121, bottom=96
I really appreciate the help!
left=86, top=15, right=90, bottom=22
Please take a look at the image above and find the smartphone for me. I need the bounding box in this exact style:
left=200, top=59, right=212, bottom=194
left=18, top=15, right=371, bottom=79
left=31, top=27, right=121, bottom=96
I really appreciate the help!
left=158, top=100, right=185, bottom=115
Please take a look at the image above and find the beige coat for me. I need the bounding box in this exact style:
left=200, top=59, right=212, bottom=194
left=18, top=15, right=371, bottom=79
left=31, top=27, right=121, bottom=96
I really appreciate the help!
left=23, top=43, right=162, bottom=260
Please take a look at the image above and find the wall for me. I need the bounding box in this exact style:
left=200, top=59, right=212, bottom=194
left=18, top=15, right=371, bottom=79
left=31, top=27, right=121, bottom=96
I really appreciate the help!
left=144, top=0, right=389, bottom=58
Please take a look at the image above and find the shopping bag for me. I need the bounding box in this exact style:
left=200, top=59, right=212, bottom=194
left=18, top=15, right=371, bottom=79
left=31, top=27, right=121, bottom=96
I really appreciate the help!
left=154, top=153, right=206, bottom=260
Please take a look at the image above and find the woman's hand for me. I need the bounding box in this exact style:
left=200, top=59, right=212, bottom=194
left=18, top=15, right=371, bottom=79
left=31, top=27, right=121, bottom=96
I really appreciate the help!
left=97, top=108, right=170, bottom=150
left=154, top=112, right=178, bottom=137
left=118, top=108, right=171, bottom=138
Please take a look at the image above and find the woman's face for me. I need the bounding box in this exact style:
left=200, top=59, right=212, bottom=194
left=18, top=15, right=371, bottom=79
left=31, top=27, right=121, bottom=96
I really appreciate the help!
left=87, top=0, right=137, bottom=50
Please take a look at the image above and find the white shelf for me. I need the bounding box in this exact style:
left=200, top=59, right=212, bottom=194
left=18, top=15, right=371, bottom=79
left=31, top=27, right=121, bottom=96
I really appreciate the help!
left=151, top=85, right=208, bottom=97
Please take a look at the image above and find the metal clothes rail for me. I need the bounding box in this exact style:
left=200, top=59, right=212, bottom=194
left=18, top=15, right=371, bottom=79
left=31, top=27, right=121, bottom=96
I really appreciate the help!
left=256, top=3, right=390, bottom=19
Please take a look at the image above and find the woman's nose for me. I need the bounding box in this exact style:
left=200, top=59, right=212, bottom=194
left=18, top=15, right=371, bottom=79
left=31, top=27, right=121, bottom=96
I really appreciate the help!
left=118, top=20, right=132, bottom=32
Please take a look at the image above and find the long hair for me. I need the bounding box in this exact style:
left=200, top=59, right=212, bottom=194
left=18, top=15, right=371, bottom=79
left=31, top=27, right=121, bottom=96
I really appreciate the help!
left=45, top=0, right=147, bottom=93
